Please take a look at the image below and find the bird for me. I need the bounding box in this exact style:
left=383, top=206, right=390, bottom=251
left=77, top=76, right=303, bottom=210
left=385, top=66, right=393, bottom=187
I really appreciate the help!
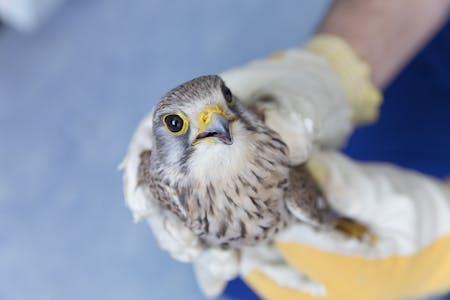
left=135, top=75, right=370, bottom=249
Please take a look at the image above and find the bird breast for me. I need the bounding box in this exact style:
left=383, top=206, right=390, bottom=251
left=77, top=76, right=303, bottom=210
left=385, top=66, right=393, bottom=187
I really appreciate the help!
left=184, top=151, right=291, bottom=248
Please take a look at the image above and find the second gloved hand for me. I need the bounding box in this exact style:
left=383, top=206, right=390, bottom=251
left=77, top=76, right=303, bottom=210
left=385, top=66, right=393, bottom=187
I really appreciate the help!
left=221, top=34, right=382, bottom=165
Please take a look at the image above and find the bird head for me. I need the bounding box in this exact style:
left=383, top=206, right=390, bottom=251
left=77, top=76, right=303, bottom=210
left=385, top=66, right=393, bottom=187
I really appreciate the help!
left=150, top=75, right=268, bottom=180
left=154, top=75, right=239, bottom=145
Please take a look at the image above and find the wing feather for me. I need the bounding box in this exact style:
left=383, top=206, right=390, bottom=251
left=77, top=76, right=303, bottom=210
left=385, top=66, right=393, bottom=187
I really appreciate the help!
left=285, top=164, right=339, bottom=227
left=121, top=110, right=157, bottom=221
left=121, top=109, right=205, bottom=261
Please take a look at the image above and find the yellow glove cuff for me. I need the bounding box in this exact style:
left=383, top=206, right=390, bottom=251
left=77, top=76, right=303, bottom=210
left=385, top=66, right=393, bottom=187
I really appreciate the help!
left=305, top=34, right=382, bottom=125
left=245, top=235, right=450, bottom=300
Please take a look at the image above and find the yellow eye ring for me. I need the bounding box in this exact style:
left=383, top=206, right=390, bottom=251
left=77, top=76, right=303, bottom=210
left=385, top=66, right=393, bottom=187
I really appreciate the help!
left=163, top=113, right=189, bottom=135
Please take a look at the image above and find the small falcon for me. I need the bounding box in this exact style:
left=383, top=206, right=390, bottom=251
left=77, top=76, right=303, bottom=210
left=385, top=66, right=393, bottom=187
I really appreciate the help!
left=131, top=75, right=367, bottom=249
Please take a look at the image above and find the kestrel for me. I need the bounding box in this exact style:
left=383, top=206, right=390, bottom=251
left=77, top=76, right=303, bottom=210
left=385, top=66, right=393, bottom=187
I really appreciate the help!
left=134, top=75, right=368, bottom=249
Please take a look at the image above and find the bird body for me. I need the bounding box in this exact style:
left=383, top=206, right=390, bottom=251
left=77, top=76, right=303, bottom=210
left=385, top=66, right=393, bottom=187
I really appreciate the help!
left=136, top=75, right=363, bottom=249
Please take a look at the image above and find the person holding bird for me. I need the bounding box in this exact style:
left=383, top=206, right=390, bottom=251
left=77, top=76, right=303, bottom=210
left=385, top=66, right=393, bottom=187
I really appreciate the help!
left=122, top=1, right=450, bottom=299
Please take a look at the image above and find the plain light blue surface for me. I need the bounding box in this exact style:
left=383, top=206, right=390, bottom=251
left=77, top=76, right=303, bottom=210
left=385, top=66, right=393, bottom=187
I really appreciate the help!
left=0, top=1, right=330, bottom=299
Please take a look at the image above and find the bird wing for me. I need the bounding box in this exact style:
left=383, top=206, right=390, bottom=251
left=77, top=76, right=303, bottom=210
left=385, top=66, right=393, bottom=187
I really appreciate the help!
left=121, top=110, right=204, bottom=262
left=285, top=164, right=339, bottom=228
left=286, top=163, right=374, bottom=240
left=120, top=109, right=187, bottom=223
left=121, top=109, right=158, bottom=221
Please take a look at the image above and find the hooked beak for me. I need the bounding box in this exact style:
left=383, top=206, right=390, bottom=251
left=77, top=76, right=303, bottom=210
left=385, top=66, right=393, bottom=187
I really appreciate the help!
left=194, top=106, right=233, bottom=145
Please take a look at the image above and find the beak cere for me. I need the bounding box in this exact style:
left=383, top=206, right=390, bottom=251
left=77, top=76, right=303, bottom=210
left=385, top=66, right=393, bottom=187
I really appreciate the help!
left=195, top=109, right=233, bottom=145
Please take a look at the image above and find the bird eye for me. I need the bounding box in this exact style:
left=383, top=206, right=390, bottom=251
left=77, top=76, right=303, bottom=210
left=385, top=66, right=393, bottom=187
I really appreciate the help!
left=163, top=113, right=189, bottom=135
left=221, top=84, right=233, bottom=104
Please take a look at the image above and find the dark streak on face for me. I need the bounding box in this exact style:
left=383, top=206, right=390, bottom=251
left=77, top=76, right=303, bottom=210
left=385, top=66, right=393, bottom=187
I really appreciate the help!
left=179, top=146, right=194, bottom=175
left=239, top=220, right=247, bottom=238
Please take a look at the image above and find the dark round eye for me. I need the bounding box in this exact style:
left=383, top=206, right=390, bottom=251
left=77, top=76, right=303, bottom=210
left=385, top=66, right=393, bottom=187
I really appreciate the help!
left=221, top=84, right=233, bottom=103
left=164, top=114, right=184, bottom=133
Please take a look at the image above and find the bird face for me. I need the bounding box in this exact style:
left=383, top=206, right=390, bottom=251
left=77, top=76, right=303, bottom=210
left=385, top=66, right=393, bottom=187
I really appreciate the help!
left=156, top=76, right=237, bottom=146
left=151, top=75, right=260, bottom=180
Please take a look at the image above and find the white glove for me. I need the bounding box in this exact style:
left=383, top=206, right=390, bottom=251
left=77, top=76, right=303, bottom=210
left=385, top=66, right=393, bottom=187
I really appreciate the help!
left=221, top=49, right=353, bottom=165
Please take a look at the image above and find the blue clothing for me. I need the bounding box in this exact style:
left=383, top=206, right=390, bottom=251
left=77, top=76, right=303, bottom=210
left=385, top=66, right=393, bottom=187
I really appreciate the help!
left=346, top=21, right=450, bottom=178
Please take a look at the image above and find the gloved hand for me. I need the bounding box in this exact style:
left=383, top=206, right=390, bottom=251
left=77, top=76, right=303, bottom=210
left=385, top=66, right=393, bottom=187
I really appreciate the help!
left=121, top=34, right=386, bottom=298
left=221, top=34, right=382, bottom=165
left=242, top=150, right=450, bottom=300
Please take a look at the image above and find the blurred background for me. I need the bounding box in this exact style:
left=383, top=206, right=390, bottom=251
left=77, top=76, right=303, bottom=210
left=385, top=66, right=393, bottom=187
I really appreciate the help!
left=0, top=1, right=449, bottom=300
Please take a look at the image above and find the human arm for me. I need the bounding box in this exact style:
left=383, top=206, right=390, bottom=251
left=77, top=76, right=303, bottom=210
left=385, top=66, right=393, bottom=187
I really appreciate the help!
left=316, top=0, right=450, bottom=88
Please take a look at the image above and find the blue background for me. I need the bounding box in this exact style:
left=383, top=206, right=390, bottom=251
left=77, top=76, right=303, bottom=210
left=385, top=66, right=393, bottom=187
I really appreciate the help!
left=0, top=1, right=448, bottom=299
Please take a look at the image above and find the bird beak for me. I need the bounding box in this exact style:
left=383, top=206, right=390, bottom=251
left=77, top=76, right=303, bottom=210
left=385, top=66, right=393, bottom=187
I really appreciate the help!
left=194, top=105, right=234, bottom=145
